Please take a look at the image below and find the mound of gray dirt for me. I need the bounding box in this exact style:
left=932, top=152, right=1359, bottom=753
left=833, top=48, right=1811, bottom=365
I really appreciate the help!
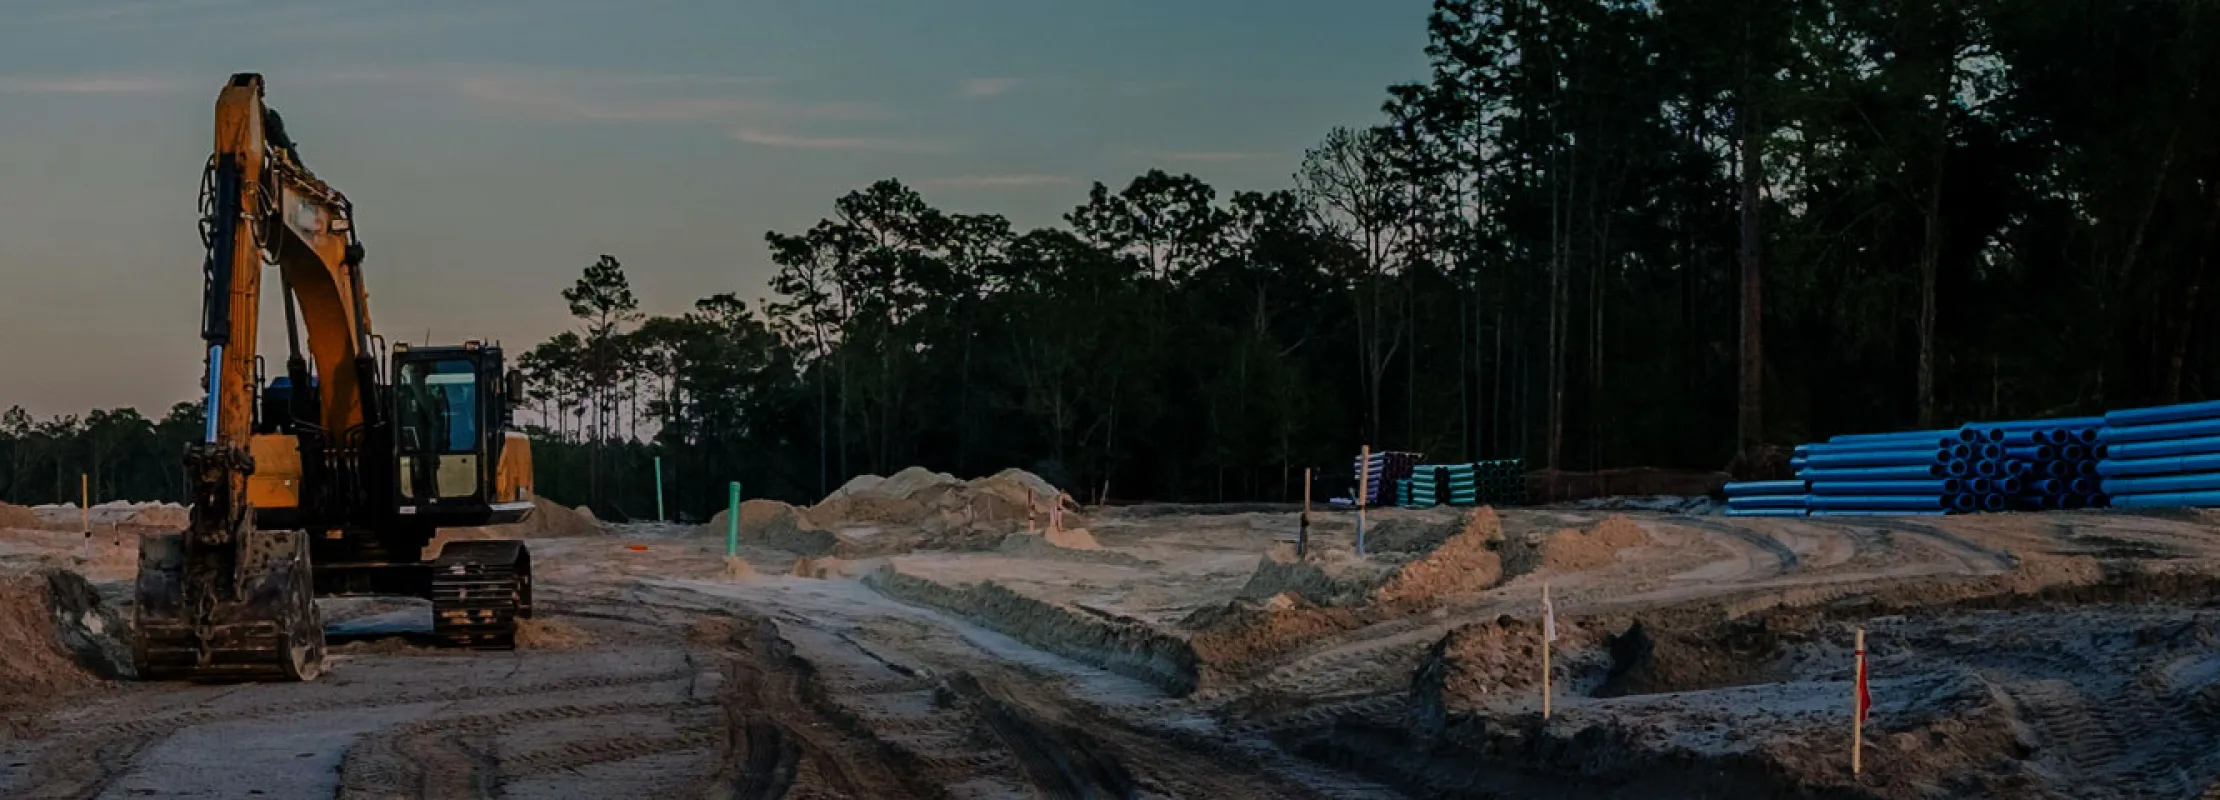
left=0, top=569, right=131, bottom=718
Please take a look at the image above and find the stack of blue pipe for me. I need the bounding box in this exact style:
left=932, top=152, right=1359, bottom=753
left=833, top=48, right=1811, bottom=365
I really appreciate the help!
left=1960, top=417, right=2105, bottom=510
left=1724, top=479, right=1808, bottom=516
left=1794, top=430, right=1964, bottom=516
left=2098, top=401, right=2220, bottom=508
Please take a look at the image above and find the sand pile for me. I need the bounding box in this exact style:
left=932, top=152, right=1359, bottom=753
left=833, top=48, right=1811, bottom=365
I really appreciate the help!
left=790, top=556, right=849, bottom=579
left=1043, top=527, right=1101, bottom=550
left=515, top=617, right=593, bottom=649
left=722, top=556, right=756, bottom=580
left=426, top=497, right=606, bottom=558
left=701, top=467, right=1078, bottom=556
left=1502, top=513, right=1649, bottom=578
left=699, top=499, right=843, bottom=556
left=0, top=502, right=41, bottom=530
left=1185, top=592, right=1366, bottom=684
left=1236, top=546, right=1397, bottom=607
left=0, top=570, right=127, bottom=719
left=1373, top=508, right=1506, bottom=612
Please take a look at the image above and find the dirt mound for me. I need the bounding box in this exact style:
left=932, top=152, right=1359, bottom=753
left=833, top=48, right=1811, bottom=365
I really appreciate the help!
left=1236, top=546, right=1396, bottom=607
left=722, top=556, right=756, bottom=580
left=1373, top=508, right=1505, bottom=611
left=1043, top=526, right=1101, bottom=550
left=1502, top=513, right=1649, bottom=578
left=0, top=570, right=126, bottom=719
left=1409, top=614, right=1554, bottom=723
left=1185, top=592, right=1366, bottom=684
left=1364, top=510, right=1470, bottom=554
left=1, top=502, right=45, bottom=530
left=808, top=467, right=1077, bottom=538
left=791, top=556, right=850, bottom=579
left=122, top=504, right=188, bottom=529
left=516, top=617, right=593, bottom=649
left=427, top=497, right=605, bottom=558
left=1594, top=618, right=1787, bottom=698
left=698, top=499, right=843, bottom=556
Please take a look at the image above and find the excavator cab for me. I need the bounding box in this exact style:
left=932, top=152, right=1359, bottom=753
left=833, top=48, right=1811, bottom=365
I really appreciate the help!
left=389, top=341, right=532, bottom=526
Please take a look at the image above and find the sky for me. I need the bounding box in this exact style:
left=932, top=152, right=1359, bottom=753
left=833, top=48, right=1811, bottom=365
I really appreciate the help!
left=0, top=0, right=1433, bottom=417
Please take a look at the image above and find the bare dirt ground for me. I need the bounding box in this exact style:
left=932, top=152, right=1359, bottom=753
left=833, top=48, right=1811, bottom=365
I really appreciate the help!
left=4, top=484, right=2220, bottom=798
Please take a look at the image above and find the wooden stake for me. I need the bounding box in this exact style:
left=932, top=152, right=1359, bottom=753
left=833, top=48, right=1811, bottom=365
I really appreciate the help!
left=1299, top=468, right=1311, bottom=558
left=1542, top=582, right=1553, bottom=719
left=1357, top=445, right=1370, bottom=555
left=80, top=473, right=90, bottom=561
left=1853, top=627, right=1866, bottom=776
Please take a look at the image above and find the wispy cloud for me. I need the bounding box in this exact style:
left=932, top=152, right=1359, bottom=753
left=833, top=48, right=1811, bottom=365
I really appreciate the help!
left=731, top=127, right=947, bottom=154
left=0, top=76, right=179, bottom=94
left=443, top=69, right=877, bottom=127
left=920, top=174, right=1073, bottom=189
left=960, top=77, right=1023, bottom=99
left=1156, top=151, right=1276, bottom=164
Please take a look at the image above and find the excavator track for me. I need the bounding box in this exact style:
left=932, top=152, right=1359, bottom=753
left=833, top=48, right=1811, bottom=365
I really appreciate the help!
left=134, top=529, right=326, bottom=682
left=432, top=540, right=533, bottom=649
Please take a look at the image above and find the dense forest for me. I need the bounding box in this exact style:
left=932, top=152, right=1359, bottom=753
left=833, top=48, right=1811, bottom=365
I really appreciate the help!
left=6, top=0, right=2219, bottom=519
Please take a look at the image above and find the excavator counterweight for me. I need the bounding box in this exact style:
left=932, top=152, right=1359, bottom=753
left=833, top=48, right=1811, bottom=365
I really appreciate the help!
left=134, top=74, right=537, bottom=683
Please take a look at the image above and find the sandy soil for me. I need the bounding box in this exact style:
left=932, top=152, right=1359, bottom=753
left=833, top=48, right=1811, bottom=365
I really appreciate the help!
left=4, top=496, right=2220, bottom=798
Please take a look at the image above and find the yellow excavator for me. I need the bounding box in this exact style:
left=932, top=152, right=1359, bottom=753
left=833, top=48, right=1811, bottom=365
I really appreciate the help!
left=134, top=74, right=539, bottom=681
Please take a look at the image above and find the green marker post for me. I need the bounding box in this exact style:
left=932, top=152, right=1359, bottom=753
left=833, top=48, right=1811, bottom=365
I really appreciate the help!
left=654, top=456, right=666, bottom=522
left=726, top=481, right=741, bottom=557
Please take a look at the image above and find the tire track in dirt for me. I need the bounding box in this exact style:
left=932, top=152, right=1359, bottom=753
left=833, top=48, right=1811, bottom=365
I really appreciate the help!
left=1670, top=517, right=1800, bottom=576
left=335, top=699, right=698, bottom=798
left=694, top=616, right=936, bottom=800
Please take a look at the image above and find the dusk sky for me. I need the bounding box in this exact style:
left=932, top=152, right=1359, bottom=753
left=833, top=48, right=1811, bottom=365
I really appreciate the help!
left=0, top=0, right=1431, bottom=417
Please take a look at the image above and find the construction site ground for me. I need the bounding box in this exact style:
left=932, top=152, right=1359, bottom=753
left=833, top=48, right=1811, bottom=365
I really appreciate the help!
left=5, top=488, right=2220, bottom=799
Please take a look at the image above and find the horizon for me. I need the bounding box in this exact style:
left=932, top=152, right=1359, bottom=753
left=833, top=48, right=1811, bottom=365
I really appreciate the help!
left=0, top=0, right=1429, bottom=418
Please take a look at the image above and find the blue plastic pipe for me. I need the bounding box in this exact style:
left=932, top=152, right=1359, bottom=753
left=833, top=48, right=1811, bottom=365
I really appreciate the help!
left=1728, top=495, right=1810, bottom=510
left=1975, top=459, right=2001, bottom=477
left=1808, top=479, right=1959, bottom=495
left=2043, top=461, right=2071, bottom=478
left=1966, top=477, right=1992, bottom=494
left=1979, top=494, right=2005, bottom=512
left=2077, top=460, right=2098, bottom=476
left=2101, top=418, right=2220, bottom=444
left=1811, top=510, right=1949, bottom=517
left=2100, top=472, right=2220, bottom=495
left=2109, top=489, right=2220, bottom=508
left=2061, top=444, right=2089, bottom=461
left=2005, top=445, right=2055, bottom=461
left=1789, top=457, right=1808, bottom=471
left=2098, top=452, right=2220, bottom=477
left=1946, top=460, right=1972, bottom=477
left=1831, top=429, right=1959, bottom=445
left=1995, top=477, right=2023, bottom=495
left=2031, top=478, right=2067, bottom=495
left=1804, top=449, right=1949, bottom=468
left=2105, top=400, right=2220, bottom=428
left=1951, top=493, right=1978, bottom=512
left=1797, top=465, right=1949, bottom=481
left=2099, top=435, right=2220, bottom=460
left=1806, top=438, right=1957, bottom=453
left=1806, top=495, right=1950, bottom=511
left=1967, top=417, right=2104, bottom=432
left=1725, top=508, right=1808, bottom=517
left=2006, top=460, right=2032, bottom=476
left=1725, top=480, right=1810, bottom=496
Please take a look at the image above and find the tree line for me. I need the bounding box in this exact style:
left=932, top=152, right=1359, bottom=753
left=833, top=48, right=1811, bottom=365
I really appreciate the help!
left=11, top=0, right=2218, bottom=519
left=522, top=0, right=2220, bottom=518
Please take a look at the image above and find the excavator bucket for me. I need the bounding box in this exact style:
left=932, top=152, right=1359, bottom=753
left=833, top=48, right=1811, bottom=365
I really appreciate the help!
left=134, top=528, right=325, bottom=682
